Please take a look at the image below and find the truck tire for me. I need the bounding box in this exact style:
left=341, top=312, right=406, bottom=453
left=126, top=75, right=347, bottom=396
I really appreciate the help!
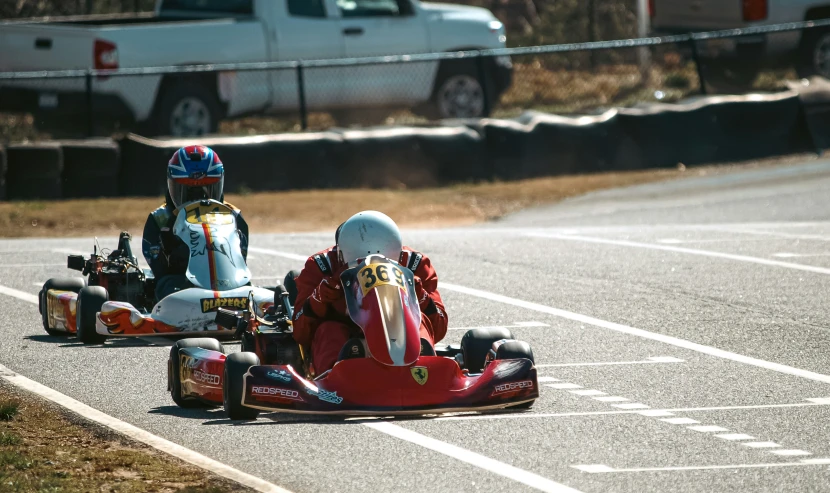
left=150, top=83, right=222, bottom=138
left=797, top=28, right=830, bottom=79
left=168, top=338, right=225, bottom=408
left=224, top=352, right=261, bottom=420
left=40, top=277, right=86, bottom=336
left=420, top=59, right=494, bottom=120
left=76, top=286, right=108, bottom=344
left=460, top=327, right=515, bottom=374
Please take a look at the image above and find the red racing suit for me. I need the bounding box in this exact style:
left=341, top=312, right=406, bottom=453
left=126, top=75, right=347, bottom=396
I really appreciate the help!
left=292, top=246, right=448, bottom=374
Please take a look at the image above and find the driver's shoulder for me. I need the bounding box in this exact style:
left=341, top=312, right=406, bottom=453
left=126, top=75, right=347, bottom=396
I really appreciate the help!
left=149, top=204, right=173, bottom=228
left=400, top=247, right=429, bottom=271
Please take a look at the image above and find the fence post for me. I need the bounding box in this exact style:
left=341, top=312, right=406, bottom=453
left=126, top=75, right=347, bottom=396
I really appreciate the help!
left=85, top=70, right=94, bottom=137
left=296, top=63, right=308, bottom=131
left=475, top=53, right=491, bottom=117
left=688, top=34, right=707, bottom=95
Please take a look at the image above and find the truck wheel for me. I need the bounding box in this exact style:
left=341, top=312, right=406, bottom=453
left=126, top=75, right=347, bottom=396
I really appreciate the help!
left=76, top=286, right=108, bottom=344
left=460, top=327, right=515, bottom=374
left=492, top=340, right=536, bottom=409
left=40, top=277, right=86, bottom=336
left=797, top=28, right=830, bottom=78
left=420, top=60, right=493, bottom=120
left=168, top=338, right=225, bottom=408
left=224, top=352, right=261, bottom=420
left=152, top=83, right=222, bottom=137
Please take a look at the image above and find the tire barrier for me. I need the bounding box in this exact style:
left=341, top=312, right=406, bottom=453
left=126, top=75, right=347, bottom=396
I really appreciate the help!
left=0, top=145, right=6, bottom=201
left=60, top=139, right=121, bottom=198
left=1, top=87, right=827, bottom=202
left=5, top=143, right=63, bottom=200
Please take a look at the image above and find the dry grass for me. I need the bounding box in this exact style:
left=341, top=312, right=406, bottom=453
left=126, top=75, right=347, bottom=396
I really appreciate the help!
left=0, top=159, right=795, bottom=239
left=0, top=383, right=251, bottom=492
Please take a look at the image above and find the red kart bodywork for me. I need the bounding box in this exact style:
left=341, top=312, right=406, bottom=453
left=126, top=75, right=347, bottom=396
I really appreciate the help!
left=173, top=347, right=226, bottom=404
left=177, top=350, right=538, bottom=415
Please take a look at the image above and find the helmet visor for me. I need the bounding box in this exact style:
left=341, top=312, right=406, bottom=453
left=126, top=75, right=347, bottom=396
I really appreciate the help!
left=168, top=176, right=224, bottom=209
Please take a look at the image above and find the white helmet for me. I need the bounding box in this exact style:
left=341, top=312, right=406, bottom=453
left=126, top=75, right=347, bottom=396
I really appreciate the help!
left=337, top=211, right=402, bottom=267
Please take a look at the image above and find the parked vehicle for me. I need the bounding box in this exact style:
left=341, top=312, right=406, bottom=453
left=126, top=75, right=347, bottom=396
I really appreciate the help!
left=0, top=0, right=512, bottom=136
left=650, top=0, right=830, bottom=86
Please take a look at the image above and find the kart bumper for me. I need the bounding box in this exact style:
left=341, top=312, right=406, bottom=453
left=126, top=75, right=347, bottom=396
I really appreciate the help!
left=96, top=301, right=236, bottom=337
left=241, top=356, right=538, bottom=416
left=43, top=289, right=78, bottom=334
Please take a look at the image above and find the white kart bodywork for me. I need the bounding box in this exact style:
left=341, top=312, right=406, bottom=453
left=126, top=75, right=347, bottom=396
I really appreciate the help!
left=95, top=200, right=273, bottom=336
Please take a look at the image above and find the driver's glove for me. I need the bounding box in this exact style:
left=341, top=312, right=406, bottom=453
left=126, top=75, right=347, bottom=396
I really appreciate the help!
left=309, top=276, right=343, bottom=318
left=413, top=275, right=429, bottom=306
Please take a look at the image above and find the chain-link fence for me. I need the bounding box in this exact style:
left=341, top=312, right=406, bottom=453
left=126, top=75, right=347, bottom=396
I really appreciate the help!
left=1, top=18, right=828, bottom=141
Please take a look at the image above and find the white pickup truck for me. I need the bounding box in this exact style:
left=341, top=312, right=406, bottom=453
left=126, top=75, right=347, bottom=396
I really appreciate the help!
left=650, top=0, right=830, bottom=86
left=0, top=0, right=512, bottom=136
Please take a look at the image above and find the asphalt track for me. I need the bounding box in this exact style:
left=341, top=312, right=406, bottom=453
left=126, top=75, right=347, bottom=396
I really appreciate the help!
left=2, top=158, right=830, bottom=492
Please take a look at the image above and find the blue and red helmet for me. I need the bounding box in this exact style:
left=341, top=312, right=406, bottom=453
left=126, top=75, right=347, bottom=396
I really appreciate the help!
left=166, top=145, right=224, bottom=208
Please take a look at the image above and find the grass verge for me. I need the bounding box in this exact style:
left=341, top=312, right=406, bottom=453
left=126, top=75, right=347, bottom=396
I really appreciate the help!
left=0, top=154, right=815, bottom=239
left=0, top=382, right=252, bottom=492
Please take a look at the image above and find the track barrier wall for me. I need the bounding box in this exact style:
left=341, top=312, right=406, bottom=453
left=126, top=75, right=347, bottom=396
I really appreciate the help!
left=2, top=86, right=828, bottom=201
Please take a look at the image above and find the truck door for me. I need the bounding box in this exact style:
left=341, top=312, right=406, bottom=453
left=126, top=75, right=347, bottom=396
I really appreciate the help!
left=336, top=0, right=434, bottom=107
left=266, top=0, right=345, bottom=112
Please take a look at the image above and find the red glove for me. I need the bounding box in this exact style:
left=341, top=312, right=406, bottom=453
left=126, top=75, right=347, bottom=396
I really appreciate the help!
left=314, top=277, right=343, bottom=304
left=413, top=275, right=429, bottom=306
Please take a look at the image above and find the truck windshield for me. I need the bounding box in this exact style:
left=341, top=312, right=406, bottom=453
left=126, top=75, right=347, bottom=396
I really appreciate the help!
left=159, top=0, right=253, bottom=14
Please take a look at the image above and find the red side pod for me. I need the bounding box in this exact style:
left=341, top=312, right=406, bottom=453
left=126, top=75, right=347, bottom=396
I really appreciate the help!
left=179, top=348, right=226, bottom=405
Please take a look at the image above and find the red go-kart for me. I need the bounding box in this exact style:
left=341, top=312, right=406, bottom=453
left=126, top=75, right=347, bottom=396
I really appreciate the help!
left=167, top=255, right=539, bottom=418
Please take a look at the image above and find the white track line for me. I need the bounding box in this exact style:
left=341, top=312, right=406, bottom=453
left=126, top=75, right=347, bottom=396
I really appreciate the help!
left=525, top=233, right=830, bottom=275
left=438, top=282, right=830, bottom=384
left=0, top=364, right=291, bottom=493
left=572, top=459, right=830, bottom=473
left=432, top=400, right=830, bottom=422
left=0, top=263, right=64, bottom=268
left=448, top=322, right=550, bottom=331
left=0, top=285, right=39, bottom=304
left=364, top=422, right=583, bottom=493
left=536, top=356, right=684, bottom=368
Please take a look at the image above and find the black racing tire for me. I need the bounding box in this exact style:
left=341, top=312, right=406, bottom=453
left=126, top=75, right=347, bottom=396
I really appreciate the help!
left=40, top=277, right=86, bottom=336
left=240, top=331, right=256, bottom=353
left=149, top=82, right=222, bottom=137
left=224, top=352, right=261, bottom=420
left=797, top=28, right=830, bottom=79
left=494, top=340, right=536, bottom=409
left=168, top=338, right=225, bottom=408
left=460, top=327, right=515, bottom=374
left=283, top=270, right=301, bottom=307
left=76, top=286, right=108, bottom=344
left=418, top=59, right=495, bottom=120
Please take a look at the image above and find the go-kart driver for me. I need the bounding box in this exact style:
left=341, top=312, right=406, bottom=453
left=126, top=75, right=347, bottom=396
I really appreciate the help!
left=291, top=210, right=448, bottom=374
left=142, top=145, right=249, bottom=301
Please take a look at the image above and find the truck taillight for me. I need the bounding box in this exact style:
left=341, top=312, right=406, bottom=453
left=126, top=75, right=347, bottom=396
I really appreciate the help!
left=94, top=39, right=119, bottom=71
left=743, top=0, right=768, bottom=21
left=648, top=0, right=655, bottom=18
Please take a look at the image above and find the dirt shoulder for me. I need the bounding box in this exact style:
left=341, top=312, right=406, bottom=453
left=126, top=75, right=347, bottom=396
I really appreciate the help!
left=0, top=381, right=253, bottom=492
left=0, top=153, right=819, bottom=239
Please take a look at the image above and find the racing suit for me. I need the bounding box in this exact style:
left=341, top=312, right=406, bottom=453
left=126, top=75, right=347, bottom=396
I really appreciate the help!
left=141, top=201, right=249, bottom=300
left=292, top=246, right=448, bottom=374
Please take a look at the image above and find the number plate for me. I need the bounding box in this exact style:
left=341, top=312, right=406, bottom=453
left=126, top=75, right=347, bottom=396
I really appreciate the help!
left=185, top=203, right=234, bottom=225
left=358, top=263, right=406, bottom=296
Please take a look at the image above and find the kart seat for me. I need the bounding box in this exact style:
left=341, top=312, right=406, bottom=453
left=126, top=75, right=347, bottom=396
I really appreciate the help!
left=337, top=338, right=366, bottom=362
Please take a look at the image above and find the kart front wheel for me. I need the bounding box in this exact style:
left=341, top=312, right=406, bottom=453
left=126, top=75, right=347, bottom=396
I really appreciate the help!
left=460, top=327, right=515, bottom=373
left=76, top=286, right=108, bottom=344
left=40, top=277, right=85, bottom=336
left=492, top=340, right=536, bottom=410
left=168, top=338, right=225, bottom=408
left=224, top=352, right=261, bottom=420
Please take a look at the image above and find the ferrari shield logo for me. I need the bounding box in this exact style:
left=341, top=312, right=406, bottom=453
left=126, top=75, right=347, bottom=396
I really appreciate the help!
left=410, top=366, right=428, bottom=385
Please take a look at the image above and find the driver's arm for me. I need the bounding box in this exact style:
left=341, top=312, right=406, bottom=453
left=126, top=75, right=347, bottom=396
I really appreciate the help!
left=234, top=211, right=249, bottom=261
left=291, top=256, right=327, bottom=347
left=142, top=213, right=169, bottom=278
left=414, top=255, right=448, bottom=343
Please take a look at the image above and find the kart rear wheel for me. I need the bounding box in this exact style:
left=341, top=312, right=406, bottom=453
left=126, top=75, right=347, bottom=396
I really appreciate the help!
left=76, top=286, right=108, bottom=344
left=224, top=352, right=261, bottom=420
left=493, top=340, right=536, bottom=410
left=460, top=327, right=515, bottom=374
left=40, top=277, right=85, bottom=336
left=168, top=338, right=225, bottom=408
